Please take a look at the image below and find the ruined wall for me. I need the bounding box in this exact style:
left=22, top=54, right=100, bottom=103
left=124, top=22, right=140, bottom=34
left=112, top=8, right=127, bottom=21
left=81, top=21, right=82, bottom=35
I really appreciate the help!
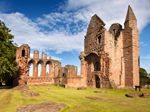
left=79, top=5, right=140, bottom=89
left=13, top=44, right=30, bottom=86
left=105, top=25, right=124, bottom=87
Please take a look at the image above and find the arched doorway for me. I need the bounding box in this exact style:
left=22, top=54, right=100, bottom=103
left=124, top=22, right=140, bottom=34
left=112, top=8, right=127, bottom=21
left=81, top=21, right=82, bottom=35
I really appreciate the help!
left=95, top=75, right=100, bottom=88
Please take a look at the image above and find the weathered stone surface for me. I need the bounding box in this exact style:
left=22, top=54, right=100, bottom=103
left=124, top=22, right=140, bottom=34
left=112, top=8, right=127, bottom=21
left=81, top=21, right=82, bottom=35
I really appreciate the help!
left=126, top=92, right=150, bottom=98
left=23, top=92, right=40, bottom=98
left=94, top=90, right=107, bottom=93
left=79, top=5, right=139, bottom=89
left=125, top=93, right=143, bottom=98
left=142, top=92, right=150, bottom=98
left=17, top=102, right=66, bottom=112
left=13, top=6, right=139, bottom=89
left=77, top=87, right=87, bottom=90
left=117, top=88, right=134, bottom=91
left=85, top=96, right=102, bottom=100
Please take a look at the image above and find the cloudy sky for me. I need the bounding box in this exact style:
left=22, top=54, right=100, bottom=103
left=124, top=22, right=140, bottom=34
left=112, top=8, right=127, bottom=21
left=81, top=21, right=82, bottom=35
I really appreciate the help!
left=0, top=0, right=150, bottom=75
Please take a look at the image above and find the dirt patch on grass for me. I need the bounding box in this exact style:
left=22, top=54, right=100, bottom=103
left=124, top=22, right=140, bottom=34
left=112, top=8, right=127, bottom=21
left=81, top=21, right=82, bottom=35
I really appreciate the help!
left=85, top=96, right=102, bottom=100
left=17, top=102, right=66, bottom=112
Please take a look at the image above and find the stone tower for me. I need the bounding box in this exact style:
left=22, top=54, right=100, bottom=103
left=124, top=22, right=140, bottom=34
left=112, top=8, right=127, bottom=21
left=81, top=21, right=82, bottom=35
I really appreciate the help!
left=123, top=5, right=140, bottom=87
left=13, top=44, right=30, bottom=86
left=79, top=5, right=140, bottom=88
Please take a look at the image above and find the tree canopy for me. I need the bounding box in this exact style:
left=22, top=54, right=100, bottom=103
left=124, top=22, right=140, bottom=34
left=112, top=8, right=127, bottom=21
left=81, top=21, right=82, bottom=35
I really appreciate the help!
left=140, top=68, right=149, bottom=86
left=0, top=20, right=18, bottom=83
left=140, top=68, right=148, bottom=78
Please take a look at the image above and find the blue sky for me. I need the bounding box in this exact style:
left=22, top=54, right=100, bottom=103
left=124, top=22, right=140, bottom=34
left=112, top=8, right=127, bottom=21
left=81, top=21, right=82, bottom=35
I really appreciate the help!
left=0, top=0, right=150, bottom=75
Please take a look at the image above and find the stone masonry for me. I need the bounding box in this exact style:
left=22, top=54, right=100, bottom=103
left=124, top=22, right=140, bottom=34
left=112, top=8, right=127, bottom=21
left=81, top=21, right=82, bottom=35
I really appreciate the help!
left=13, top=44, right=83, bottom=88
left=13, top=5, right=140, bottom=88
left=79, top=5, right=140, bottom=88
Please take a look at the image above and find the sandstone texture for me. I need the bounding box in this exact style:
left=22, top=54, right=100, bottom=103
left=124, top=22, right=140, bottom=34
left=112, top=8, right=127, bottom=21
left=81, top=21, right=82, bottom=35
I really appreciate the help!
left=13, top=5, right=139, bottom=89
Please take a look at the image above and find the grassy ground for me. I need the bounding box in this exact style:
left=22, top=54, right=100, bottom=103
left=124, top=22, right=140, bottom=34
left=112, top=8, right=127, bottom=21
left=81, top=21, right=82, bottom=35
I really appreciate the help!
left=0, top=85, right=150, bottom=112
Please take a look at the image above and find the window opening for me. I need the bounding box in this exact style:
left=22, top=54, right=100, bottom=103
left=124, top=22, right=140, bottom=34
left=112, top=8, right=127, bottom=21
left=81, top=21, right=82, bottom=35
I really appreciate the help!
left=94, top=62, right=100, bottom=71
left=113, top=29, right=116, bottom=34
left=22, top=49, right=25, bottom=57
left=38, top=64, right=42, bottom=77
left=29, top=63, right=33, bottom=76
left=98, top=36, right=101, bottom=44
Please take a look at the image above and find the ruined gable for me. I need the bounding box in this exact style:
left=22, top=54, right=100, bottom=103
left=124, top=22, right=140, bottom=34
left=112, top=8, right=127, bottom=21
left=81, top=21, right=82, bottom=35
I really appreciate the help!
left=84, top=14, right=106, bottom=54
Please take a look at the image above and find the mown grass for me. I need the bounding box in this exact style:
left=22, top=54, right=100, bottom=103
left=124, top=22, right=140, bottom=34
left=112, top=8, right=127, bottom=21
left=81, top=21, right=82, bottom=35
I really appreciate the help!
left=0, top=85, right=150, bottom=112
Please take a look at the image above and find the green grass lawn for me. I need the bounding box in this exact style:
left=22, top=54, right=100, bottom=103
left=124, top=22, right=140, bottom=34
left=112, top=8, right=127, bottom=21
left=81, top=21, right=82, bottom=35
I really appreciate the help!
left=0, top=85, right=150, bottom=112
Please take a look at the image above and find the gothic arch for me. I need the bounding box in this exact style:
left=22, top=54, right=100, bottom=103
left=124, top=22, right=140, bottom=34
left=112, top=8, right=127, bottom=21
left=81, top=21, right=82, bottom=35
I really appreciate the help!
left=94, top=61, right=100, bottom=71
left=95, top=74, right=100, bottom=88
left=28, top=59, right=36, bottom=77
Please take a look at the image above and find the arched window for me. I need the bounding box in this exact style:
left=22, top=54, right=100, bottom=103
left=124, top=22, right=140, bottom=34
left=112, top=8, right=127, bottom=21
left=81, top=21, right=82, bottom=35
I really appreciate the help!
left=113, top=29, right=116, bottom=34
left=22, top=49, right=25, bottom=57
left=97, top=36, right=101, bottom=44
left=29, top=63, right=33, bottom=76
left=46, top=64, right=49, bottom=74
left=38, top=64, right=42, bottom=77
left=94, top=62, right=100, bottom=71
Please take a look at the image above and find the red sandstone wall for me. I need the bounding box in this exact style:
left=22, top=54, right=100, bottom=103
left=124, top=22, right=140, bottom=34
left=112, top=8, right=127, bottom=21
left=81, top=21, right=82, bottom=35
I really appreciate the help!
left=67, top=77, right=83, bottom=88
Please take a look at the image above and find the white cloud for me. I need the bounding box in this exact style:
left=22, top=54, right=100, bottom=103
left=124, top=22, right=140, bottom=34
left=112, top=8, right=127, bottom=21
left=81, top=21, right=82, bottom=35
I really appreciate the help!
left=140, top=42, right=144, bottom=44
left=30, top=53, right=33, bottom=58
left=141, top=55, right=150, bottom=59
left=140, top=59, right=150, bottom=73
left=51, top=56, right=62, bottom=61
left=143, top=44, right=148, bottom=46
left=0, top=0, right=150, bottom=54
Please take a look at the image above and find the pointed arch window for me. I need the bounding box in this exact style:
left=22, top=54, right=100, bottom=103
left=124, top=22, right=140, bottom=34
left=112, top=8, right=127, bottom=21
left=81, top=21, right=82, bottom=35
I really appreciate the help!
left=94, top=62, right=100, bottom=71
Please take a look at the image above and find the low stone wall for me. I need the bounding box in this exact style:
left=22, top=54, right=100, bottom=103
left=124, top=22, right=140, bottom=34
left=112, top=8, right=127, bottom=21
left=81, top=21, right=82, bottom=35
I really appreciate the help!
left=27, top=77, right=53, bottom=86
left=67, top=77, right=83, bottom=88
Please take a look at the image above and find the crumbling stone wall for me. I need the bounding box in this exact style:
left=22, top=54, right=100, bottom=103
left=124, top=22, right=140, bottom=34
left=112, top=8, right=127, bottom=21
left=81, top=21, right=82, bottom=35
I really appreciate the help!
left=79, top=5, right=140, bottom=89
left=14, top=44, right=82, bottom=87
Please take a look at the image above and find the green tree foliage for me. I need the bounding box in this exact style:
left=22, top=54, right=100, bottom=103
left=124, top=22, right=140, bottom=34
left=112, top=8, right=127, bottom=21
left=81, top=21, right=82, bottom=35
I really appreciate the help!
left=140, top=68, right=148, bottom=78
left=0, top=20, right=18, bottom=83
left=140, top=68, right=148, bottom=86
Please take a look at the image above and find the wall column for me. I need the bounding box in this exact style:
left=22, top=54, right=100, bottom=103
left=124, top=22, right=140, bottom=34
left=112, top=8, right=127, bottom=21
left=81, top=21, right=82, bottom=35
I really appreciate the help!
left=35, top=65, right=38, bottom=77
left=41, top=64, right=46, bottom=77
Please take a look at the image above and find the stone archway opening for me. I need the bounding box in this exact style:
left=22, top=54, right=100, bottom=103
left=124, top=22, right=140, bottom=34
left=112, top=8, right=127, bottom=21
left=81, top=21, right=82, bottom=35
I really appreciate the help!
left=28, top=59, right=36, bottom=77
left=29, top=63, right=33, bottom=76
left=46, top=61, right=52, bottom=77
left=95, top=75, right=100, bottom=88
left=37, top=60, right=44, bottom=77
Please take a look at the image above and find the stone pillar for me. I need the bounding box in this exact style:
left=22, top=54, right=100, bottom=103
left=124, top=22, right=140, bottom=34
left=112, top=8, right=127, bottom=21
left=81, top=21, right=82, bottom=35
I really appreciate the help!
left=35, top=65, right=38, bottom=77
left=33, top=63, right=35, bottom=77
left=49, top=63, right=52, bottom=77
left=80, top=57, right=87, bottom=87
left=42, top=52, right=47, bottom=59
left=121, top=57, right=125, bottom=87
left=41, top=65, right=46, bottom=77
left=34, top=50, right=39, bottom=59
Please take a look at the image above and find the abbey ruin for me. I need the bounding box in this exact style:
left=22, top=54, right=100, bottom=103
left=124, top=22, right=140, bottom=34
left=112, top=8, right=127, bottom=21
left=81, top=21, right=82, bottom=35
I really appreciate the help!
left=13, top=5, right=140, bottom=88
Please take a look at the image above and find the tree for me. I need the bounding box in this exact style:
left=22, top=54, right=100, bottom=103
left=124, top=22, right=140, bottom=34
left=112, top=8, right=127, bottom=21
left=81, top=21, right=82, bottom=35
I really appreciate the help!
left=140, top=68, right=148, bottom=78
left=0, top=20, right=18, bottom=83
left=140, top=68, right=148, bottom=86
